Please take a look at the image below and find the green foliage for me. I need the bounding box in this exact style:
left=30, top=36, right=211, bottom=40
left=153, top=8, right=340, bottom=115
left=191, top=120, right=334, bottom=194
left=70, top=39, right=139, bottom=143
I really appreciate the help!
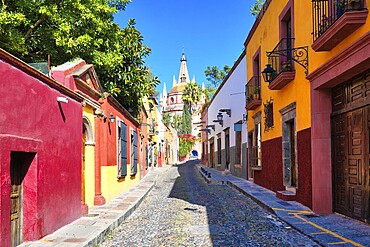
left=162, top=112, right=172, bottom=127
left=181, top=103, right=192, bottom=135
left=250, top=0, right=265, bottom=16
left=203, top=84, right=216, bottom=103
left=178, top=134, right=196, bottom=157
left=0, top=0, right=158, bottom=116
left=182, top=82, right=201, bottom=105
left=162, top=113, right=182, bottom=132
left=204, top=65, right=231, bottom=88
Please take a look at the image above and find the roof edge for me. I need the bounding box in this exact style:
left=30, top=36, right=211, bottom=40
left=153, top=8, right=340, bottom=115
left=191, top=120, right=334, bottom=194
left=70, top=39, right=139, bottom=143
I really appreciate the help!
left=0, top=48, right=83, bottom=102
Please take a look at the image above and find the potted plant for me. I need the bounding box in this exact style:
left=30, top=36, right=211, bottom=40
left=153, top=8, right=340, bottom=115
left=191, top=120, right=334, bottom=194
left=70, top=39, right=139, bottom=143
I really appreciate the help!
left=253, top=86, right=260, bottom=100
left=280, top=60, right=292, bottom=72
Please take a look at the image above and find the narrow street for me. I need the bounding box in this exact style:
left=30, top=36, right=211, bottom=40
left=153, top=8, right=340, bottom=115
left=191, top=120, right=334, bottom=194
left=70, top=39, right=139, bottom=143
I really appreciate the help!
left=100, top=161, right=318, bottom=247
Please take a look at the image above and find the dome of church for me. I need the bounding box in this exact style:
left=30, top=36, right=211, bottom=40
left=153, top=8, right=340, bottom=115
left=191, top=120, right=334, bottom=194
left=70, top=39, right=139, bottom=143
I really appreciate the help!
left=169, top=82, right=187, bottom=94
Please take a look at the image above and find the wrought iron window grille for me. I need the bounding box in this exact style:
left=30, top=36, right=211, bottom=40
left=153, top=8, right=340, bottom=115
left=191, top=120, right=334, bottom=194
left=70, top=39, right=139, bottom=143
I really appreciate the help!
left=264, top=97, right=274, bottom=132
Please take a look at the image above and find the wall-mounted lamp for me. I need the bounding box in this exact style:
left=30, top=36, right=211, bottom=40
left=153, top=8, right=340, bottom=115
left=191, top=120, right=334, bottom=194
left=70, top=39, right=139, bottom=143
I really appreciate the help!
left=213, top=113, right=223, bottom=127
left=109, top=113, right=115, bottom=123
left=261, top=64, right=276, bottom=83
left=200, top=129, right=211, bottom=134
left=94, top=108, right=105, bottom=117
left=193, top=121, right=206, bottom=124
left=243, top=113, right=247, bottom=123
left=57, top=96, right=69, bottom=104
left=219, top=109, right=231, bottom=117
left=206, top=124, right=215, bottom=131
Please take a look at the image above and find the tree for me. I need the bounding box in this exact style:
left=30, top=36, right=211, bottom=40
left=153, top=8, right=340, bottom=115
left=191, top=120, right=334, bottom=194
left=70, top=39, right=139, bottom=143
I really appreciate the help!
left=182, top=82, right=201, bottom=114
left=250, top=0, right=266, bottom=16
left=181, top=103, right=192, bottom=135
left=0, top=0, right=129, bottom=63
left=0, top=0, right=158, bottom=116
left=204, top=65, right=231, bottom=88
left=202, top=84, right=217, bottom=103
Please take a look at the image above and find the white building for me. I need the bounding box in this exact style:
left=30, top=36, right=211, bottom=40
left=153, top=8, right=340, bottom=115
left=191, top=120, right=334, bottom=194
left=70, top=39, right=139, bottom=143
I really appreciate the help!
left=204, top=52, right=248, bottom=179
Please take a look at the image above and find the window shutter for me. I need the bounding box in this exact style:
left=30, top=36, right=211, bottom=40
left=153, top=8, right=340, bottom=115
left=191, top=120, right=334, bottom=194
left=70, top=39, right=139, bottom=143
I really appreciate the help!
left=120, top=122, right=127, bottom=177
left=133, top=130, right=138, bottom=174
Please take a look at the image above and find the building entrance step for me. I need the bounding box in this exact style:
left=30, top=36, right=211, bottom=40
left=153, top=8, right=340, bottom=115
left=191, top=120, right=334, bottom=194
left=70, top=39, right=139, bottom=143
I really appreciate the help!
left=276, top=190, right=296, bottom=201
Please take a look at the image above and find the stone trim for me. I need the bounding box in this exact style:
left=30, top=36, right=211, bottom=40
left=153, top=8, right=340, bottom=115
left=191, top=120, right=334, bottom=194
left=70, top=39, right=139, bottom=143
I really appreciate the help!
left=279, top=102, right=296, bottom=117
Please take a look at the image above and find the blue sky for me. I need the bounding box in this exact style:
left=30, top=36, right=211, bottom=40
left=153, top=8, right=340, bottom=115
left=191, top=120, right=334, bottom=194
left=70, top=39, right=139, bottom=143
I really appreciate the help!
left=114, top=0, right=257, bottom=95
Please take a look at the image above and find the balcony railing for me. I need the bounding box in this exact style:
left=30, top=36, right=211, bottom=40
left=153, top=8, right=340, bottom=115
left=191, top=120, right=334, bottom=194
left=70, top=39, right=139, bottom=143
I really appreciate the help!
left=245, top=76, right=261, bottom=110
left=312, top=0, right=365, bottom=41
left=265, top=38, right=308, bottom=89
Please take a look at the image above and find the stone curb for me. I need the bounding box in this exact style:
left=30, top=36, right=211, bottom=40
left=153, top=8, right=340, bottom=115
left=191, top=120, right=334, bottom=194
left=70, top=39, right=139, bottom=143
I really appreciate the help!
left=19, top=166, right=170, bottom=247
left=85, top=181, right=156, bottom=247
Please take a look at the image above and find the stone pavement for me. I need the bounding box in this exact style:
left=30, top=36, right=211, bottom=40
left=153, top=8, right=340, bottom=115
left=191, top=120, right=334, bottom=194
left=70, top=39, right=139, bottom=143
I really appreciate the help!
left=19, top=166, right=170, bottom=247
left=198, top=164, right=370, bottom=247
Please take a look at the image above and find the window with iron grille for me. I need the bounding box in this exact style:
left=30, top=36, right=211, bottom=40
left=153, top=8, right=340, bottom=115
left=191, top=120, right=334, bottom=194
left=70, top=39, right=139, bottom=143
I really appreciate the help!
left=264, top=99, right=274, bottom=132
left=251, top=112, right=262, bottom=170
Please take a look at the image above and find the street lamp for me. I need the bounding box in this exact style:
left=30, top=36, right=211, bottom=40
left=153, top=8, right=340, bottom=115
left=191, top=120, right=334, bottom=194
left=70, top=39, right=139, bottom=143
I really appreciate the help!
left=261, top=64, right=276, bottom=83
left=109, top=113, right=115, bottom=123
left=213, top=112, right=224, bottom=127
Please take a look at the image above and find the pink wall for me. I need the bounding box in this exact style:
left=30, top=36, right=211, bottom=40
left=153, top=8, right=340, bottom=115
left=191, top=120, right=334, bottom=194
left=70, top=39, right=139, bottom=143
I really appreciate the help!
left=0, top=58, right=82, bottom=246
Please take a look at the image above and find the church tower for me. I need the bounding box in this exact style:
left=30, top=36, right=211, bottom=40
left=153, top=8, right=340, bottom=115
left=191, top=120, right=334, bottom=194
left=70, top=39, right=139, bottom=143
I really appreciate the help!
left=163, top=52, right=191, bottom=116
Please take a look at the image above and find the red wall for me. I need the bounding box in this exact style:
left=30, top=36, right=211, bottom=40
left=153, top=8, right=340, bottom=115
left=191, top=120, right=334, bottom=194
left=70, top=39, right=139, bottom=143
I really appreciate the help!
left=254, top=131, right=312, bottom=209
left=254, top=137, right=285, bottom=192
left=0, top=60, right=82, bottom=246
left=296, top=128, right=312, bottom=208
left=97, top=97, right=140, bottom=168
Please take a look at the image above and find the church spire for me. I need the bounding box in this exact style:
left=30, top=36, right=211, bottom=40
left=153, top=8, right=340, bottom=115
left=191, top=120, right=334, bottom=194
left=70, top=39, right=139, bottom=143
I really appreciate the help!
left=162, top=81, right=167, bottom=97
left=172, top=75, right=176, bottom=87
left=178, top=53, right=190, bottom=84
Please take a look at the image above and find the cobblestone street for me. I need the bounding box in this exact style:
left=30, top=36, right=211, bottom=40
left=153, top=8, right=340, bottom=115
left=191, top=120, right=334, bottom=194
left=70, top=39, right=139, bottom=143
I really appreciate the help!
left=99, top=161, right=318, bottom=247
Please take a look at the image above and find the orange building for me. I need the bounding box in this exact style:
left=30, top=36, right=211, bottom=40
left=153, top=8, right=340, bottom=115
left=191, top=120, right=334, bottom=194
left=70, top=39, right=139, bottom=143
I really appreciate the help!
left=244, top=0, right=369, bottom=223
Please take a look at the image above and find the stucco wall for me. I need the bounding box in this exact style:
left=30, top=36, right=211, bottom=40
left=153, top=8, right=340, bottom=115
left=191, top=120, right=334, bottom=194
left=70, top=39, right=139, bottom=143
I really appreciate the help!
left=0, top=60, right=82, bottom=245
left=207, top=54, right=248, bottom=175
left=96, top=98, right=141, bottom=203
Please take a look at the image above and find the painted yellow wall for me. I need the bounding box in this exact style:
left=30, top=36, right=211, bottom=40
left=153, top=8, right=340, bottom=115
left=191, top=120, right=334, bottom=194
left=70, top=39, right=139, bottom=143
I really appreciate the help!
left=247, top=0, right=311, bottom=141
left=100, top=165, right=141, bottom=202
left=82, top=106, right=96, bottom=206
left=246, top=0, right=369, bottom=141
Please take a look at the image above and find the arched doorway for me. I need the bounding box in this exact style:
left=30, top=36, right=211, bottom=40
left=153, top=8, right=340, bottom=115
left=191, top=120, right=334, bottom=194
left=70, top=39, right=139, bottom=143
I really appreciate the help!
left=82, top=117, right=94, bottom=214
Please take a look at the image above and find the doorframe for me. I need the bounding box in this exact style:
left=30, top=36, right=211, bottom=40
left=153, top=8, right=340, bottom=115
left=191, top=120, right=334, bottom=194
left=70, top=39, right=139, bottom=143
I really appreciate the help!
left=280, top=102, right=298, bottom=192
left=0, top=135, right=41, bottom=244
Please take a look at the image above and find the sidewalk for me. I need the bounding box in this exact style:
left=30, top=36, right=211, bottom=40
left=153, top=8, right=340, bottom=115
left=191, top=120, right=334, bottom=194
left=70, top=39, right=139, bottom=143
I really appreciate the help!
left=198, top=164, right=370, bottom=247
left=19, top=166, right=171, bottom=247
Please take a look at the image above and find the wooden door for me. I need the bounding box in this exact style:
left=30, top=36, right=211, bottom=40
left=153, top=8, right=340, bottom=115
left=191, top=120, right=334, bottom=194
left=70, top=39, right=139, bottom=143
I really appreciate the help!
left=332, top=107, right=369, bottom=222
left=210, top=141, right=214, bottom=168
left=10, top=154, right=23, bottom=247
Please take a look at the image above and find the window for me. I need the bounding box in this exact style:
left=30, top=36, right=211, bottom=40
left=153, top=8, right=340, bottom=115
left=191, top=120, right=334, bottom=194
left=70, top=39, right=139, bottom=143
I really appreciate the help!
left=217, top=134, right=222, bottom=165
left=251, top=112, right=262, bottom=170
left=131, top=130, right=138, bottom=175
left=264, top=99, right=274, bottom=132
left=118, top=121, right=127, bottom=178
left=235, top=129, right=242, bottom=165
left=224, top=128, right=230, bottom=169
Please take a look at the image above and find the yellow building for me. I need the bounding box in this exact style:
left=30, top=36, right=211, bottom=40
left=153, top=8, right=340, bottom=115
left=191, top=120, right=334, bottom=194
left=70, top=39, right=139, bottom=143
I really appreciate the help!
left=244, top=0, right=369, bottom=222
